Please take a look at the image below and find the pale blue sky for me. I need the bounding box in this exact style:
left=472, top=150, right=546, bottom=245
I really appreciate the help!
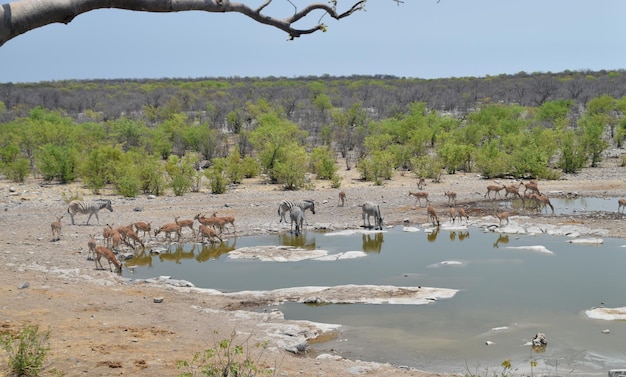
left=1, top=0, right=625, bottom=83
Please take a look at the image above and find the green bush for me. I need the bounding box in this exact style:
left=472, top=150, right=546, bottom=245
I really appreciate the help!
left=241, top=156, right=260, bottom=179
left=36, top=144, right=79, bottom=183
left=177, top=331, right=274, bottom=377
left=1, top=324, right=51, bottom=377
left=166, top=155, right=194, bottom=196
left=5, top=158, right=31, bottom=182
left=205, top=158, right=228, bottom=194
left=309, top=146, right=338, bottom=180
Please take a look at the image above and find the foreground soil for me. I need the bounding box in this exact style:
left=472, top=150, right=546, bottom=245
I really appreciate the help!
left=1, top=162, right=625, bottom=377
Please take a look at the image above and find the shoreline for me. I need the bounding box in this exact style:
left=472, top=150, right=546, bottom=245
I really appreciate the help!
left=1, top=164, right=626, bottom=376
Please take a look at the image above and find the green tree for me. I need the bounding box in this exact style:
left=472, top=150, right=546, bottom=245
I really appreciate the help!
left=36, top=143, right=79, bottom=183
left=309, top=146, right=338, bottom=180
left=82, top=145, right=124, bottom=194
left=248, top=112, right=307, bottom=183
left=273, top=146, right=308, bottom=190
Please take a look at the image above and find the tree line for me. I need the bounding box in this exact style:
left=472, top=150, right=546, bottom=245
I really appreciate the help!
left=0, top=71, right=625, bottom=196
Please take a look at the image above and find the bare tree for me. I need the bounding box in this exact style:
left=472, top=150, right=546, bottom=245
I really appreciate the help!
left=0, top=0, right=367, bottom=47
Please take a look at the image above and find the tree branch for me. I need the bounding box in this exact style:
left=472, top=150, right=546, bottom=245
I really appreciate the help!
left=0, top=0, right=369, bottom=47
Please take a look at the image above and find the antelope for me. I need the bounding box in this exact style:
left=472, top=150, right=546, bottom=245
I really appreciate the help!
left=194, top=213, right=226, bottom=234
left=338, top=191, right=347, bottom=207
left=409, top=191, right=430, bottom=207
left=444, top=191, right=457, bottom=206
left=116, top=224, right=144, bottom=249
left=417, top=177, right=426, bottom=190
left=175, top=216, right=196, bottom=237
left=87, top=234, right=97, bottom=260
left=448, top=207, right=456, bottom=223
left=505, top=184, right=523, bottom=201
left=211, top=212, right=236, bottom=233
left=94, top=245, right=122, bottom=273
left=103, top=224, right=114, bottom=248
left=618, top=198, right=626, bottom=214
left=456, top=207, right=469, bottom=223
left=495, top=211, right=510, bottom=227
left=198, top=224, right=223, bottom=244
left=51, top=216, right=63, bottom=241
left=528, top=193, right=554, bottom=214
left=154, top=223, right=182, bottom=242
left=133, top=221, right=152, bottom=240
left=426, top=205, right=440, bottom=226
left=485, top=184, right=506, bottom=199
left=522, top=181, right=541, bottom=196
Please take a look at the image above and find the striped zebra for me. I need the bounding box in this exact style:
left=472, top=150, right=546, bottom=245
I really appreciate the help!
left=359, top=201, right=383, bottom=230
left=278, top=199, right=315, bottom=223
left=289, top=206, right=305, bottom=235
left=67, top=200, right=113, bottom=225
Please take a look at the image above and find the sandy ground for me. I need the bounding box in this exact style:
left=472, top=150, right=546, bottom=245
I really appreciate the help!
left=1, top=161, right=626, bottom=377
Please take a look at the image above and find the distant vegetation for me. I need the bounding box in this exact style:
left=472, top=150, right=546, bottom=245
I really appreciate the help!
left=1, top=70, right=625, bottom=195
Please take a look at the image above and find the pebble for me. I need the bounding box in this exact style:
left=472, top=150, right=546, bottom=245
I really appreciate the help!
left=153, top=297, right=164, bottom=303
left=18, top=281, right=29, bottom=289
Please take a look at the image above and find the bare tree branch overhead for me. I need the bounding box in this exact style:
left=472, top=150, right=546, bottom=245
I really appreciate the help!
left=0, top=0, right=369, bottom=47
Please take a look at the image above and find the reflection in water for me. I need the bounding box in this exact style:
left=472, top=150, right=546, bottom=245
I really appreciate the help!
left=196, top=239, right=237, bottom=262
left=362, top=232, right=383, bottom=253
left=159, top=244, right=196, bottom=264
left=278, top=232, right=316, bottom=249
left=125, top=249, right=154, bottom=268
left=492, top=233, right=509, bottom=248
left=458, top=231, right=470, bottom=241
left=426, top=227, right=440, bottom=242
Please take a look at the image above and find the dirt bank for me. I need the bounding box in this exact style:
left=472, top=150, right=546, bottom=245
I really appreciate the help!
left=1, top=162, right=625, bottom=377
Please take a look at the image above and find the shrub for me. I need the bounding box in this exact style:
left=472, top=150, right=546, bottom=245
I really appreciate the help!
left=177, top=330, right=275, bottom=377
left=0, top=324, right=51, bottom=377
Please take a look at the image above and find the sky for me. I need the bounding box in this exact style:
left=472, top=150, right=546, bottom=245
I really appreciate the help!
left=1, top=0, right=626, bottom=83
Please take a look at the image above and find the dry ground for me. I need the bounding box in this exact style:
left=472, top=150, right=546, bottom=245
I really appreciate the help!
left=1, top=161, right=625, bottom=377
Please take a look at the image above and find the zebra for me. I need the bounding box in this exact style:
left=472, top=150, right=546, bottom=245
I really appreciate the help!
left=278, top=199, right=315, bottom=223
left=359, top=201, right=383, bottom=230
left=289, top=206, right=305, bottom=235
left=67, top=200, right=113, bottom=225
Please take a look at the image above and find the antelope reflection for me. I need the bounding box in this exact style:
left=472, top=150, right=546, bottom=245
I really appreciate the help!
left=362, top=232, right=384, bottom=253
left=159, top=244, right=196, bottom=264
left=448, top=230, right=470, bottom=242
left=196, top=239, right=237, bottom=262
left=426, top=227, right=440, bottom=242
left=124, top=249, right=154, bottom=268
left=493, top=234, right=510, bottom=248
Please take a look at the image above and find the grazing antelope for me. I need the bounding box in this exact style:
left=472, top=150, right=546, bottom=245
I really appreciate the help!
left=94, top=245, right=122, bottom=273
left=522, top=181, right=541, bottom=196
left=51, top=216, right=63, bottom=241
left=133, top=221, right=152, bottom=240
left=409, top=191, right=430, bottom=207
left=495, top=211, right=510, bottom=227
left=338, top=191, right=347, bottom=207
left=448, top=207, right=456, bottom=223
left=456, top=207, right=469, bottom=223
left=87, top=234, right=97, bottom=260
left=211, top=212, right=236, bottom=234
left=444, top=191, right=457, bottom=206
left=175, top=216, right=196, bottom=237
left=154, top=223, right=182, bottom=242
left=485, top=184, right=506, bottom=199
left=198, top=224, right=223, bottom=244
left=505, top=185, right=523, bottom=201
left=417, top=177, right=426, bottom=190
left=528, top=194, right=555, bottom=214
left=618, top=199, right=626, bottom=214
left=194, top=214, right=226, bottom=234
left=426, top=205, right=440, bottom=226
left=116, top=224, right=144, bottom=249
